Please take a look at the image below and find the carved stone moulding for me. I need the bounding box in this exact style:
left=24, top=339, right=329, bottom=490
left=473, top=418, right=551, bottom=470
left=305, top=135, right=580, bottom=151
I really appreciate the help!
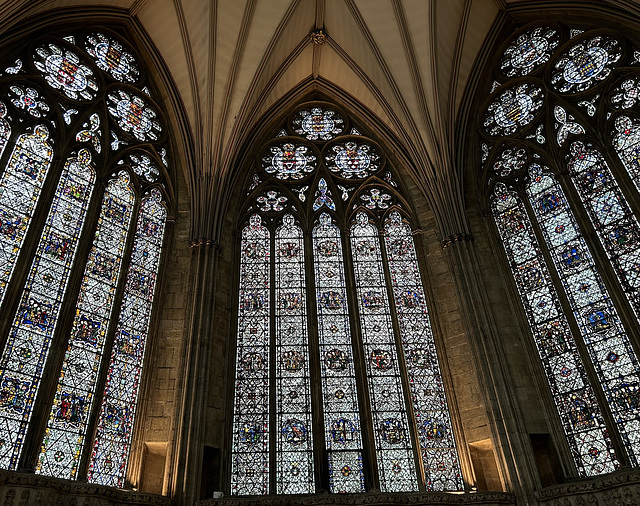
left=0, top=469, right=173, bottom=506
left=197, top=491, right=515, bottom=506
left=535, top=468, right=640, bottom=506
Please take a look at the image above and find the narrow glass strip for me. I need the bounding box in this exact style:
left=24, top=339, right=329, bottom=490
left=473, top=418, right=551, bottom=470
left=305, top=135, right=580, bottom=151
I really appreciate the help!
left=0, top=150, right=94, bottom=469
left=231, top=214, right=270, bottom=495
left=492, top=182, right=618, bottom=476
left=350, top=212, right=417, bottom=492
left=0, top=125, right=53, bottom=306
left=275, top=214, right=314, bottom=494
left=0, top=102, right=10, bottom=160
left=526, top=165, right=640, bottom=466
left=312, top=212, right=365, bottom=493
left=384, top=211, right=464, bottom=491
left=37, top=171, right=134, bottom=479
left=87, top=189, right=167, bottom=486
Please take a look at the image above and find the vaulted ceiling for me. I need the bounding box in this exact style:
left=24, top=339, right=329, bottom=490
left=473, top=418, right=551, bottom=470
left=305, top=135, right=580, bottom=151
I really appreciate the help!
left=1, top=0, right=639, bottom=240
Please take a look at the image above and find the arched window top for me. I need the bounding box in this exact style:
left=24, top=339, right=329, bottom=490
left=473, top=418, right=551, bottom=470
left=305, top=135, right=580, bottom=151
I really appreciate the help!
left=478, top=22, right=640, bottom=477
left=0, top=25, right=173, bottom=488
left=231, top=100, right=464, bottom=495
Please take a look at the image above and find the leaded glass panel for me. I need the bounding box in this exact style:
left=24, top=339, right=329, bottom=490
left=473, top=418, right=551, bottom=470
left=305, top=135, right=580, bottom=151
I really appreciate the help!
left=33, top=44, right=98, bottom=101
left=501, top=27, right=560, bottom=77
left=231, top=215, right=270, bottom=495
left=87, top=189, right=167, bottom=487
left=275, top=215, right=314, bottom=494
left=0, top=126, right=53, bottom=307
left=491, top=183, right=618, bottom=475
left=526, top=165, right=640, bottom=466
left=350, top=213, right=416, bottom=492
left=37, top=171, right=134, bottom=479
left=0, top=150, right=94, bottom=470
left=85, top=33, right=140, bottom=83
left=292, top=106, right=344, bottom=141
left=313, top=213, right=366, bottom=493
left=384, top=211, right=464, bottom=490
left=483, top=83, right=544, bottom=136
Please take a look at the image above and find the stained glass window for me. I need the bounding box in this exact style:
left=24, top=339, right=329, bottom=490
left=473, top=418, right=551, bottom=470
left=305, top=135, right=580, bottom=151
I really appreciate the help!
left=481, top=24, right=640, bottom=476
left=231, top=102, right=463, bottom=494
left=0, top=29, right=171, bottom=486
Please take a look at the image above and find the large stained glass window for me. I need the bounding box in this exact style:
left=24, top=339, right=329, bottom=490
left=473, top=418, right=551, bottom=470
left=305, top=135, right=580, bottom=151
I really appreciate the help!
left=231, top=103, right=463, bottom=494
left=480, top=24, right=640, bottom=475
left=0, top=29, right=171, bottom=486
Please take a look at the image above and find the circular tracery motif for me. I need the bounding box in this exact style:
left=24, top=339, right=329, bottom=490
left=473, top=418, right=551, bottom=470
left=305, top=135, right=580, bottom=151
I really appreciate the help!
left=281, top=419, right=308, bottom=445
left=492, top=147, right=527, bottom=177
left=484, top=83, right=543, bottom=136
left=33, top=44, right=98, bottom=101
left=292, top=106, right=344, bottom=141
left=262, top=142, right=317, bottom=180
left=107, top=90, right=162, bottom=142
left=85, top=33, right=140, bottom=83
left=325, top=141, right=381, bottom=178
left=501, top=26, right=560, bottom=77
left=551, top=36, right=621, bottom=93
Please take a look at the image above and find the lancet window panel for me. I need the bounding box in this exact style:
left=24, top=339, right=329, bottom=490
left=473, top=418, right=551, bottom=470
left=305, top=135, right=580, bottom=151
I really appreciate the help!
left=230, top=101, right=464, bottom=495
left=480, top=23, right=640, bottom=476
left=0, top=28, right=172, bottom=486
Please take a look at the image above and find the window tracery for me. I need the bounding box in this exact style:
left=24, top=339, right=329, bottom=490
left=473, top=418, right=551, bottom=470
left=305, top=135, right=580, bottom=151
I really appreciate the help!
left=481, top=24, right=640, bottom=475
left=0, top=28, right=171, bottom=487
left=231, top=102, right=463, bottom=495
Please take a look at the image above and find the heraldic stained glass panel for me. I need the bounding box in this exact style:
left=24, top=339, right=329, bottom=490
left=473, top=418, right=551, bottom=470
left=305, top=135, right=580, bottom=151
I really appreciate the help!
left=349, top=212, right=417, bottom=492
left=313, top=213, right=366, bottom=494
left=88, top=189, right=167, bottom=487
left=384, top=211, right=464, bottom=490
left=37, top=171, right=134, bottom=479
left=313, top=213, right=365, bottom=493
left=0, top=150, right=95, bottom=470
left=566, top=142, right=640, bottom=323
left=0, top=126, right=53, bottom=308
left=491, top=182, right=618, bottom=476
left=275, top=215, right=314, bottom=494
left=231, top=215, right=271, bottom=495
left=526, top=165, right=640, bottom=466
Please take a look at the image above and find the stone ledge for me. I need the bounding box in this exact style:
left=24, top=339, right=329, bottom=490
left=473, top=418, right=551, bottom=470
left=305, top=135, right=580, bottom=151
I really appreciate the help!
left=0, top=469, right=173, bottom=506
left=197, top=491, right=515, bottom=506
left=535, top=468, right=640, bottom=505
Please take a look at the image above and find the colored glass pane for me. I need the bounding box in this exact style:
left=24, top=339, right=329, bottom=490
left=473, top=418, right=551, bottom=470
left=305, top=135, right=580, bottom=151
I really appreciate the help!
left=107, top=90, right=162, bottom=142
left=0, top=150, right=94, bottom=470
left=88, top=189, right=167, bottom=487
left=312, top=178, right=335, bottom=211
left=360, top=188, right=392, bottom=210
left=275, top=215, right=314, bottom=494
left=501, top=27, right=559, bottom=77
left=85, top=33, right=140, bottom=83
left=262, top=142, right=317, bottom=180
left=0, top=126, right=53, bottom=307
left=313, top=213, right=365, bottom=493
left=76, top=113, right=102, bottom=153
left=8, top=86, right=50, bottom=118
left=567, top=142, right=640, bottom=322
left=492, top=147, right=527, bottom=177
left=33, top=44, right=98, bottom=101
left=483, top=83, right=544, bottom=136
left=612, top=116, right=640, bottom=195
left=492, top=182, right=618, bottom=476
left=551, top=36, right=621, bottom=93
left=384, top=211, right=464, bottom=490
left=350, top=213, right=417, bottom=492
left=0, top=103, right=10, bottom=162
left=231, top=215, right=270, bottom=495
left=257, top=190, right=287, bottom=212
left=611, top=78, right=640, bottom=109
left=292, top=106, right=344, bottom=141
left=526, top=165, right=640, bottom=466
left=37, top=171, right=134, bottom=479
left=325, top=141, right=381, bottom=179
